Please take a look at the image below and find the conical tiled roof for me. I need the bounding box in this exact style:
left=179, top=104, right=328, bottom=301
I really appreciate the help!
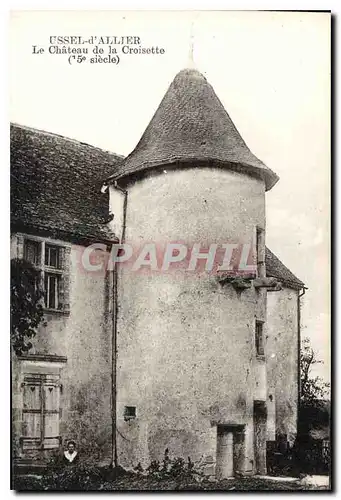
left=107, top=68, right=279, bottom=190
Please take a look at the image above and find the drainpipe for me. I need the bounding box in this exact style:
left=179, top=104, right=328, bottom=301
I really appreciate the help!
left=297, top=286, right=306, bottom=439
left=114, top=181, right=128, bottom=243
left=111, top=181, right=128, bottom=468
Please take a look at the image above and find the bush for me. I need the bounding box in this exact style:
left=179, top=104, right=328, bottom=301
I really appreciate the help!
left=42, top=464, right=104, bottom=491
left=11, top=258, right=45, bottom=355
left=14, top=449, right=200, bottom=491
left=144, top=449, right=199, bottom=483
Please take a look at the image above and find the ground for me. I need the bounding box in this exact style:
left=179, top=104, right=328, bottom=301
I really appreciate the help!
left=13, top=471, right=331, bottom=491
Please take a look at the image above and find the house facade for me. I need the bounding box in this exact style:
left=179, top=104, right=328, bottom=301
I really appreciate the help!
left=11, top=68, right=305, bottom=477
left=11, top=124, right=119, bottom=466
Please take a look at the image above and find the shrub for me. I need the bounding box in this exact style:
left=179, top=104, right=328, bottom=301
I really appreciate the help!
left=42, top=464, right=104, bottom=491
left=145, top=449, right=199, bottom=482
left=146, top=460, right=161, bottom=477
left=14, top=449, right=201, bottom=491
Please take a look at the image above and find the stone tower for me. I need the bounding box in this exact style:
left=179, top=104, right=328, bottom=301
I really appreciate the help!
left=106, top=68, right=279, bottom=477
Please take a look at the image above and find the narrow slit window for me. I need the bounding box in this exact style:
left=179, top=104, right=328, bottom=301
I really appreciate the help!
left=255, top=320, right=265, bottom=356
left=256, top=227, right=265, bottom=277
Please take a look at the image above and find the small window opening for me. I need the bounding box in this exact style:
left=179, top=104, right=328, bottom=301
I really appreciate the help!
left=255, top=320, right=265, bottom=356
left=124, top=406, right=136, bottom=421
left=256, top=227, right=265, bottom=277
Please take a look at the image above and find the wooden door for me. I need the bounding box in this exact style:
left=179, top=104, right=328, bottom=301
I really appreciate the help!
left=253, top=401, right=267, bottom=474
left=216, top=428, right=234, bottom=478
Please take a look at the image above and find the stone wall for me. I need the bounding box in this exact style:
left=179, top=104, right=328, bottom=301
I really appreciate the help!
left=11, top=233, right=113, bottom=464
left=266, top=287, right=299, bottom=445
left=110, top=166, right=267, bottom=474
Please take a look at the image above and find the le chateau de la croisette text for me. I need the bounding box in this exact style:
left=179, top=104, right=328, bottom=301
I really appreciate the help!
left=33, top=36, right=166, bottom=55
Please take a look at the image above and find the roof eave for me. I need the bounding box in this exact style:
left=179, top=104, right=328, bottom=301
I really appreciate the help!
left=267, top=275, right=307, bottom=290
left=11, top=221, right=119, bottom=246
left=104, top=157, right=280, bottom=191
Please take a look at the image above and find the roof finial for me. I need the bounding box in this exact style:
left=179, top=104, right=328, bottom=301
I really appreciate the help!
left=187, top=21, right=195, bottom=68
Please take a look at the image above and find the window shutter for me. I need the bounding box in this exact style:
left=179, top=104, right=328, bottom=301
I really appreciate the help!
left=22, top=383, right=42, bottom=448
left=58, top=246, right=71, bottom=311
left=22, top=374, right=61, bottom=450
left=22, top=413, right=41, bottom=439
left=23, top=384, right=41, bottom=410
left=43, top=415, right=60, bottom=448
left=43, top=383, right=60, bottom=449
left=44, top=383, right=60, bottom=411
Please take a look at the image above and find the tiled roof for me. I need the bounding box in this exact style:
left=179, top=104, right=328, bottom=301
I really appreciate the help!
left=10, top=125, right=303, bottom=288
left=106, top=68, right=279, bottom=191
left=11, top=123, right=122, bottom=243
left=265, top=247, right=305, bottom=288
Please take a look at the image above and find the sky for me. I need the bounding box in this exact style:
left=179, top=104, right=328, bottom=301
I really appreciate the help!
left=10, top=10, right=331, bottom=382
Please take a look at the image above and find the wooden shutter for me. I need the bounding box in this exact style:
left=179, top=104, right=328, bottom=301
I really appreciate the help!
left=23, top=383, right=41, bottom=411
left=42, top=377, right=60, bottom=449
left=22, top=374, right=61, bottom=450
left=22, top=381, right=42, bottom=449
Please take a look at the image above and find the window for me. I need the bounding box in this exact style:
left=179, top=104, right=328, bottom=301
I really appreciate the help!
left=256, top=227, right=265, bottom=278
left=22, top=373, right=61, bottom=450
left=24, top=240, right=41, bottom=266
left=124, top=406, right=136, bottom=421
left=255, top=320, right=265, bottom=356
left=22, top=237, right=69, bottom=312
left=44, top=273, right=61, bottom=309
left=45, top=244, right=61, bottom=268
